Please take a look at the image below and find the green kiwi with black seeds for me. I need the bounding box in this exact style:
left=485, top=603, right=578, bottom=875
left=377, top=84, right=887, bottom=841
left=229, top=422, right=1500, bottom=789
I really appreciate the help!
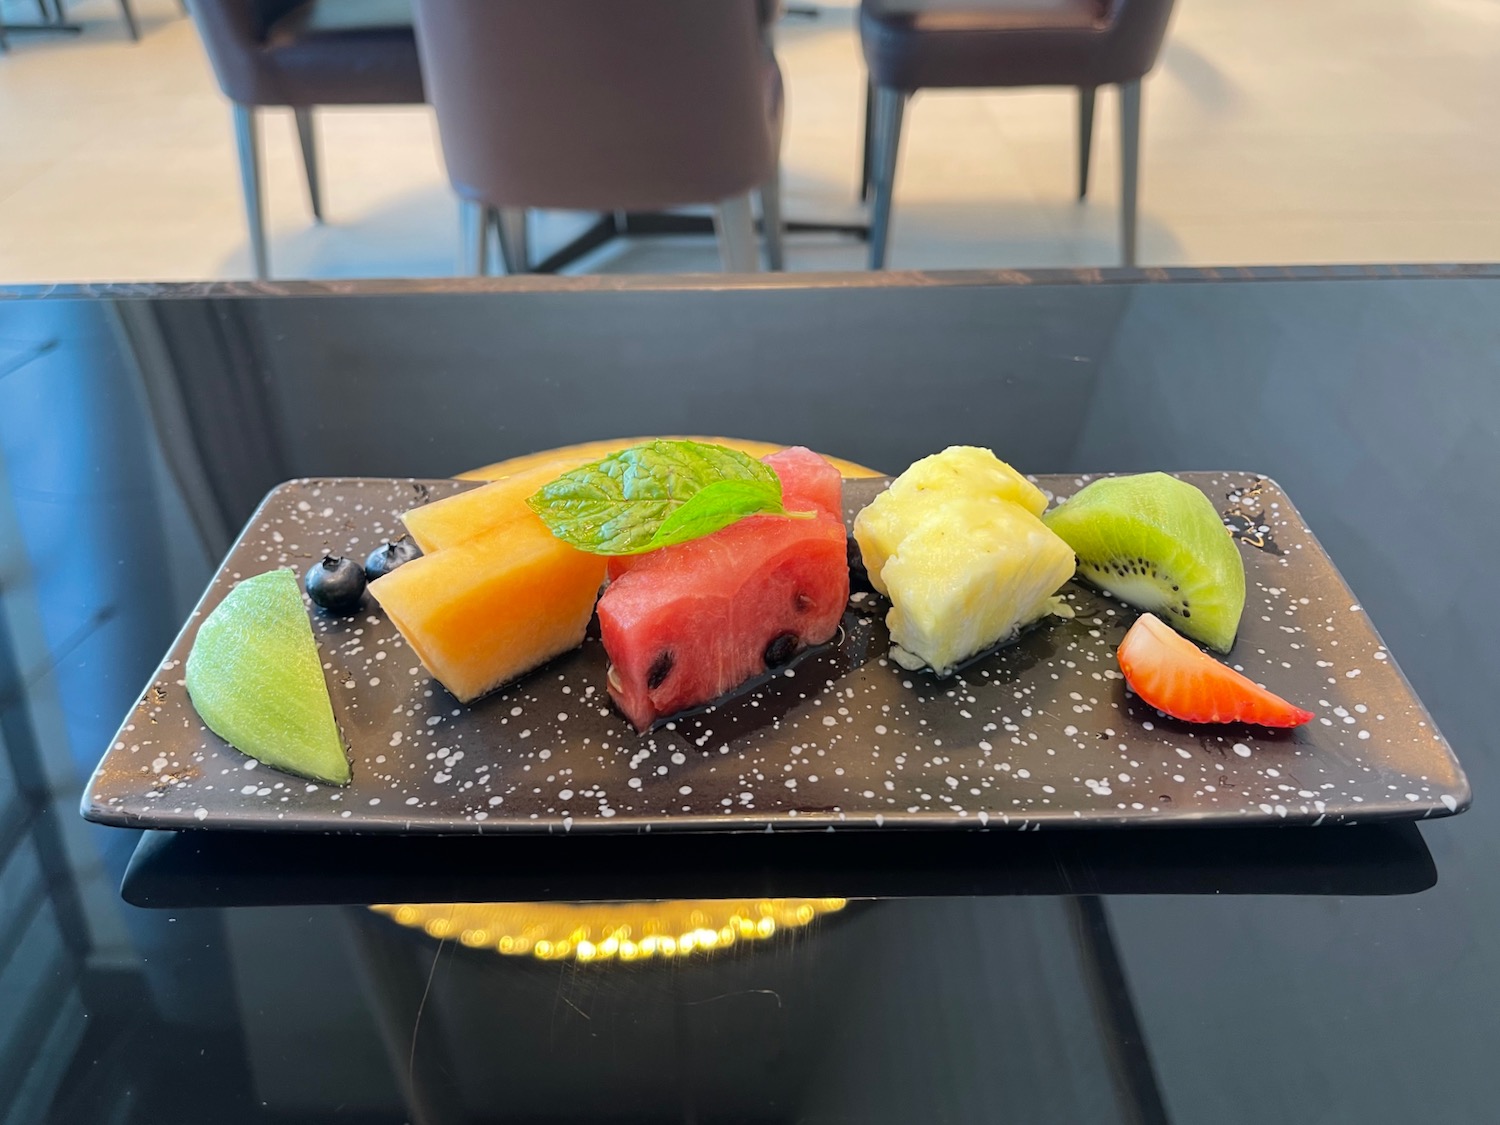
left=1043, top=473, right=1245, bottom=652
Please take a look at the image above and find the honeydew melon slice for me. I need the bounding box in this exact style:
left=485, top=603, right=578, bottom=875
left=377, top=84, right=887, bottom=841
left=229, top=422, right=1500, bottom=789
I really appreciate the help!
left=185, top=568, right=350, bottom=785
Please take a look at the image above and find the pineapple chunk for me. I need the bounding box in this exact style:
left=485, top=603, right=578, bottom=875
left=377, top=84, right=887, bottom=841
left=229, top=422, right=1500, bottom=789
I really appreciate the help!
left=854, top=446, right=1049, bottom=595
left=854, top=447, right=1075, bottom=675
left=880, top=498, right=1075, bottom=674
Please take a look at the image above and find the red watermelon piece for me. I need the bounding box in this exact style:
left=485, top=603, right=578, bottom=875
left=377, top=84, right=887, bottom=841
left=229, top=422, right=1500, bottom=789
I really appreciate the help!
left=597, top=450, right=849, bottom=730
left=606, top=445, right=844, bottom=583
left=763, top=445, right=843, bottom=521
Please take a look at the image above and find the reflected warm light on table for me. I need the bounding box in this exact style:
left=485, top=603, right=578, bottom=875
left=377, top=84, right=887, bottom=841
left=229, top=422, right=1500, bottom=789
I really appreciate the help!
left=370, top=898, right=849, bottom=962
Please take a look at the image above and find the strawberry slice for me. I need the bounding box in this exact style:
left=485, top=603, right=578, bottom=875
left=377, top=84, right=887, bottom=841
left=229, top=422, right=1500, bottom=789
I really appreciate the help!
left=1117, top=613, right=1314, bottom=727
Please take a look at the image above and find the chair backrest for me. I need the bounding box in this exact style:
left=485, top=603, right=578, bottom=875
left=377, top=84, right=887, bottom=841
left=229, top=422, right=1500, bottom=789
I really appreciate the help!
left=1102, top=0, right=1176, bottom=84
left=187, top=0, right=305, bottom=104
left=411, top=0, right=778, bottom=211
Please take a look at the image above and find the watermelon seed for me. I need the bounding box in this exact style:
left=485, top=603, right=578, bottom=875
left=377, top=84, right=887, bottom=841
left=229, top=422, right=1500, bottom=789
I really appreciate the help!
left=764, top=633, right=800, bottom=669
left=647, top=652, right=674, bottom=689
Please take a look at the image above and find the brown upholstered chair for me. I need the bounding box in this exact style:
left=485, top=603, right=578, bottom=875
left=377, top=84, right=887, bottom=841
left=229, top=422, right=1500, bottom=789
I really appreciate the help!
left=860, top=0, right=1176, bottom=268
left=411, top=0, right=784, bottom=274
left=187, top=0, right=425, bottom=278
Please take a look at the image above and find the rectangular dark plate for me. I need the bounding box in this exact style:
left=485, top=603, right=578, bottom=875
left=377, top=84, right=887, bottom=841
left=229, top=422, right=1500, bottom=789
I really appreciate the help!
left=83, top=473, right=1470, bottom=835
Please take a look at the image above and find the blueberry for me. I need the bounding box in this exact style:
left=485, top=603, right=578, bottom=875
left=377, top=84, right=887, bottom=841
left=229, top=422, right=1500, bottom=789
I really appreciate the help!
left=305, top=555, right=366, bottom=614
left=364, top=537, right=423, bottom=582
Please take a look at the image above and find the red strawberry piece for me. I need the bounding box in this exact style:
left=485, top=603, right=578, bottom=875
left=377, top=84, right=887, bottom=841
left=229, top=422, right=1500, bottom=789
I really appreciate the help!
left=1117, top=613, right=1314, bottom=728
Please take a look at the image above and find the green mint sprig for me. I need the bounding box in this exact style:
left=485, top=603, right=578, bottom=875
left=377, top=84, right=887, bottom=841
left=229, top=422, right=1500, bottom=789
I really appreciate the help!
left=526, top=440, right=808, bottom=555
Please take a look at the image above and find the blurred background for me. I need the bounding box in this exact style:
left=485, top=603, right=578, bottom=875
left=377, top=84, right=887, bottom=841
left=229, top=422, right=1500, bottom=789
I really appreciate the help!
left=1, top=0, right=1496, bottom=282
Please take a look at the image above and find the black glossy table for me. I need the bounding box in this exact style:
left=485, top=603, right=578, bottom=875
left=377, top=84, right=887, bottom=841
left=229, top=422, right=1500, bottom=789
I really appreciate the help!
left=2, top=267, right=1496, bottom=1124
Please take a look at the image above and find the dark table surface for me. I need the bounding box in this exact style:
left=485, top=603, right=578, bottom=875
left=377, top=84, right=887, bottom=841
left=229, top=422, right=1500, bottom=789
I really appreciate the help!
left=2, top=266, right=1497, bottom=1124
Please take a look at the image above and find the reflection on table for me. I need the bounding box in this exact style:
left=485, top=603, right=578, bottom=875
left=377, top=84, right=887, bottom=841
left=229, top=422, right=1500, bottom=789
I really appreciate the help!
left=370, top=897, right=849, bottom=962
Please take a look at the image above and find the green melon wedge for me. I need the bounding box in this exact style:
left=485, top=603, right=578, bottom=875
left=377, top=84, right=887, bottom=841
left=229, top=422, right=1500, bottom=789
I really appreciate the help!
left=1043, top=473, right=1246, bottom=653
left=185, top=568, right=351, bottom=785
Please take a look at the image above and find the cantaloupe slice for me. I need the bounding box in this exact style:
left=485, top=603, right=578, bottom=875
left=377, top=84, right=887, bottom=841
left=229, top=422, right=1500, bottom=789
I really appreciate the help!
left=370, top=515, right=606, bottom=703
left=402, top=456, right=589, bottom=554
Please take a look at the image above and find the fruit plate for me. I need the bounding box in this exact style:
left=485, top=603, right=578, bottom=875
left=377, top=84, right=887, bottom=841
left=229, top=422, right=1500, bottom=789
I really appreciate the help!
left=82, top=474, right=1470, bottom=835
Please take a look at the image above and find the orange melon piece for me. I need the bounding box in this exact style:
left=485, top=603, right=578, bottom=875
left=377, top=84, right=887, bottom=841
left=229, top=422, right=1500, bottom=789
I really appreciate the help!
left=403, top=455, right=591, bottom=554
left=370, top=516, right=606, bottom=703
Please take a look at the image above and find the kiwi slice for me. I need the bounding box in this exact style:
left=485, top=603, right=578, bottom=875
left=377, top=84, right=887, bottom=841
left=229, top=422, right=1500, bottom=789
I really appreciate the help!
left=1043, top=473, right=1245, bottom=652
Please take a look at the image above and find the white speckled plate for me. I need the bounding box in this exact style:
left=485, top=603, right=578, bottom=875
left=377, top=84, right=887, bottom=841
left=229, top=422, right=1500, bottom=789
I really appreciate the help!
left=82, top=474, right=1469, bottom=834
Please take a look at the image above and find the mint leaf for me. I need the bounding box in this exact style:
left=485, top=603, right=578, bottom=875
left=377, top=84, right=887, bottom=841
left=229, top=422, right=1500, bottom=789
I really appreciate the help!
left=644, top=478, right=784, bottom=550
left=526, top=440, right=791, bottom=555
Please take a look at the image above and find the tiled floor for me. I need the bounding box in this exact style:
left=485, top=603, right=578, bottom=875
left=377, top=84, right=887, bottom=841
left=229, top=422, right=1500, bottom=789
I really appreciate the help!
left=0, top=0, right=1498, bottom=282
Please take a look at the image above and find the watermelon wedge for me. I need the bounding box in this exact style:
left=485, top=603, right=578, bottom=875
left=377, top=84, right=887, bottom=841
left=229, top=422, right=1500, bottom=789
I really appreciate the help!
left=763, top=445, right=844, bottom=521
left=605, top=445, right=844, bottom=584
left=598, top=448, right=849, bottom=730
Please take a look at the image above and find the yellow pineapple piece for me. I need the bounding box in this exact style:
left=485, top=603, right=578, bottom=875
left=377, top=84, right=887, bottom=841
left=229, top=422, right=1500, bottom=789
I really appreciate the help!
left=853, top=448, right=1074, bottom=675
left=880, top=498, right=1074, bottom=674
left=854, top=446, right=1049, bottom=595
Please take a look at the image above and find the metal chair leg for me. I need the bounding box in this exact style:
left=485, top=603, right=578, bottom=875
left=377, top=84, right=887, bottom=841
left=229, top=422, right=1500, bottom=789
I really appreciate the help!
left=867, top=86, right=907, bottom=270
left=1078, top=86, right=1096, bottom=200
left=1118, top=79, right=1141, bottom=267
left=293, top=108, right=324, bottom=223
left=859, top=77, right=874, bottom=201
left=118, top=0, right=138, bottom=40
left=459, top=199, right=487, bottom=276
left=231, top=104, right=268, bottom=280
left=495, top=208, right=529, bottom=274
left=759, top=169, right=785, bottom=271
left=713, top=192, right=759, bottom=272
